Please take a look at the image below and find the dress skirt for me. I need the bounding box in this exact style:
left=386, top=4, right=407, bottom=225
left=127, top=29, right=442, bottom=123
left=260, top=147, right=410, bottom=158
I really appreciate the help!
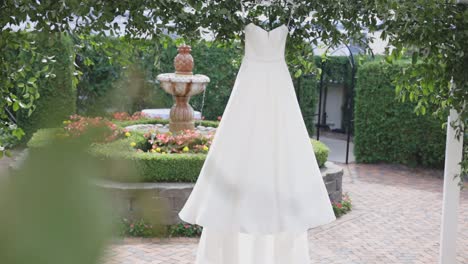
left=179, top=50, right=336, bottom=264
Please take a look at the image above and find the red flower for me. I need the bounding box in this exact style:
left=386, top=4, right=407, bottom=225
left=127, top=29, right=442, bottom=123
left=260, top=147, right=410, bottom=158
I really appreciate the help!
left=217, top=116, right=222, bottom=121
left=336, top=203, right=343, bottom=209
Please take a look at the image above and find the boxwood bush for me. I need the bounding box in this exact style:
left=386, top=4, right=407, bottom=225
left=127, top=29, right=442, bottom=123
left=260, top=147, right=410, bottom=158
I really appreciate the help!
left=354, top=61, right=446, bottom=168
left=28, top=128, right=330, bottom=182
left=311, top=139, right=329, bottom=168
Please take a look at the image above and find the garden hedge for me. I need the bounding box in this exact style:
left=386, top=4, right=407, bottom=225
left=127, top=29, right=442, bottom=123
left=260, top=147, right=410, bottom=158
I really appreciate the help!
left=29, top=128, right=330, bottom=182
left=354, top=61, right=446, bottom=168
left=18, top=33, right=76, bottom=138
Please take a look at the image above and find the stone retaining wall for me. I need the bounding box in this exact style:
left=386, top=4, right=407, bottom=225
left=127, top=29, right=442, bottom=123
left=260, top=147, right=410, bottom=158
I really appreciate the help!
left=97, top=161, right=343, bottom=225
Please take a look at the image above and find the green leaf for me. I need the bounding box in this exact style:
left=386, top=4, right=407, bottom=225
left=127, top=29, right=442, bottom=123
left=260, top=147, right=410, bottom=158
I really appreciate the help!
left=27, top=77, right=36, bottom=84
left=385, top=56, right=393, bottom=64
left=13, top=101, right=19, bottom=111
left=12, top=128, right=25, bottom=140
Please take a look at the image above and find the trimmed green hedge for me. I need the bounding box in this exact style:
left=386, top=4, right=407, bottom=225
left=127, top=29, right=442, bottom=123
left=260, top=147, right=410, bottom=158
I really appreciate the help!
left=91, top=135, right=206, bottom=182
left=18, top=33, right=76, bottom=138
left=354, top=61, right=446, bottom=168
left=29, top=128, right=330, bottom=182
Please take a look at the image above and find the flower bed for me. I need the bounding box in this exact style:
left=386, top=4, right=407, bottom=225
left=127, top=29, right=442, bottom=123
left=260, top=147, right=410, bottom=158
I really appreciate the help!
left=332, top=193, right=352, bottom=217
left=117, top=218, right=202, bottom=238
left=137, top=129, right=213, bottom=154
left=63, top=115, right=122, bottom=142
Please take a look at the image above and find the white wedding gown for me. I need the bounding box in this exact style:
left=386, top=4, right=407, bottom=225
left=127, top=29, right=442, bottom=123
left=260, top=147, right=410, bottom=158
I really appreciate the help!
left=179, top=23, right=336, bottom=264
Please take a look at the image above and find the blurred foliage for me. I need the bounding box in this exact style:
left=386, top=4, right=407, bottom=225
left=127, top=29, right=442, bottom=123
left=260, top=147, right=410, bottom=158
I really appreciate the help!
left=354, top=61, right=446, bottom=168
left=0, top=136, right=113, bottom=264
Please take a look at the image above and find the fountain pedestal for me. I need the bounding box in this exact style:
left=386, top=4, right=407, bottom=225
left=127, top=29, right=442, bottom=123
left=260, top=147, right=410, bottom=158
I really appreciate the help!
left=157, top=45, right=210, bottom=133
left=170, top=96, right=195, bottom=131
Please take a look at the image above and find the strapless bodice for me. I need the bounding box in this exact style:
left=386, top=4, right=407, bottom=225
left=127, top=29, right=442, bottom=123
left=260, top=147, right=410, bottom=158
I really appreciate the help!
left=244, top=23, right=288, bottom=62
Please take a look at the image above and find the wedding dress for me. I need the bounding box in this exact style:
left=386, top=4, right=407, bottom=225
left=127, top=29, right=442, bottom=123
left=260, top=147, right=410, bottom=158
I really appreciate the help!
left=179, top=23, right=336, bottom=264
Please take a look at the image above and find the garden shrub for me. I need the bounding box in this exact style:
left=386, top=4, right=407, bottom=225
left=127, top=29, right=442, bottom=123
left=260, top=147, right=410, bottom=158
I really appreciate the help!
left=311, top=139, right=329, bottom=167
left=354, top=61, right=446, bottom=168
left=18, top=33, right=76, bottom=138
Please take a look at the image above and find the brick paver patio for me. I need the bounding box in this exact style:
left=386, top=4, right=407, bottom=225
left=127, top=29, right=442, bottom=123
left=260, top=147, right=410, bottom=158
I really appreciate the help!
left=103, top=163, right=468, bottom=263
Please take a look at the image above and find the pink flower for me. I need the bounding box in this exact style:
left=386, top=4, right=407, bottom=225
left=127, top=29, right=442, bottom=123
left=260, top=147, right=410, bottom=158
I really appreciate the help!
left=217, top=116, right=222, bottom=121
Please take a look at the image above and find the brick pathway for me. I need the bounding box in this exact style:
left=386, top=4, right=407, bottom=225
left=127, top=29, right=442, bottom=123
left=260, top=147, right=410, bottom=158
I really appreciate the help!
left=103, top=164, right=468, bottom=264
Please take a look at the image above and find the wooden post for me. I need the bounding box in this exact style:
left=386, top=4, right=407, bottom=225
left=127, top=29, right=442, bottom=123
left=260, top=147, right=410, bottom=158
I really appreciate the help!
left=439, top=109, right=464, bottom=264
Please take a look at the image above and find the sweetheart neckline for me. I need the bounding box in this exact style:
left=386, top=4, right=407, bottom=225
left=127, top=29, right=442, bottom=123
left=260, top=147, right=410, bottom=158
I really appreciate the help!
left=246, top=23, right=287, bottom=33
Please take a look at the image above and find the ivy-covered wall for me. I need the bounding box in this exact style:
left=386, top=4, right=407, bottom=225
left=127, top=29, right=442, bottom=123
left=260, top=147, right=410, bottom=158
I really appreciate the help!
left=18, top=33, right=76, bottom=138
left=354, top=61, right=446, bottom=168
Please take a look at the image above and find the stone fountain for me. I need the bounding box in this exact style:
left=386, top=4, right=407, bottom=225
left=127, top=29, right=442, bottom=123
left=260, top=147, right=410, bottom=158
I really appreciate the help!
left=156, top=45, right=210, bottom=133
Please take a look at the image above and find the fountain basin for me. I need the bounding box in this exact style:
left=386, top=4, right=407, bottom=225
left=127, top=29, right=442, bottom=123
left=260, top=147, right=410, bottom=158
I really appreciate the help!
left=141, top=109, right=202, bottom=120
left=157, top=73, right=209, bottom=97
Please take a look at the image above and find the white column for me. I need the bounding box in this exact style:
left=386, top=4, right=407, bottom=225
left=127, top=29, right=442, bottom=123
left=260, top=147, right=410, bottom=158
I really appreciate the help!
left=439, top=109, right=464, bottom=264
